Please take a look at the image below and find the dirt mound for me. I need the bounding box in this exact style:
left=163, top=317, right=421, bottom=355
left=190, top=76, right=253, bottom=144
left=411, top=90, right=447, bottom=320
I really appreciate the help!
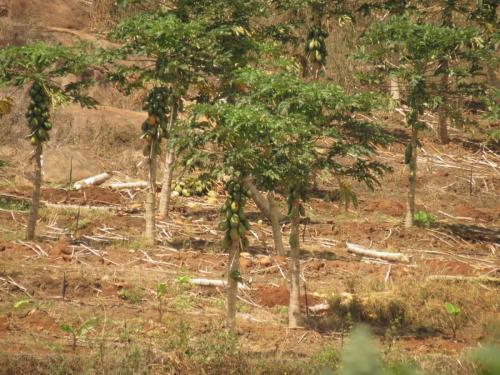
left=40, top=186, right=123, bottom=206
left=43, top=146, right=101, bottom=184
left=423, top=259, right=476, bottom=276
left=7, top=0, right=89, bottom=30
left=254, top=285, right=321, bottom=308
left=454, top=206, right=498, bottom=222
left=364, top=199, right=405, bottom=217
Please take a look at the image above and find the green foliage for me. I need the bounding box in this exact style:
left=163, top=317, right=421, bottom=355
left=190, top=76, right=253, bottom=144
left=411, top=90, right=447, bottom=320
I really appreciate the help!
left=341, top=325, right=385, bottom=375
left=155, top=282, right=168, bottom=322
left=118, top=289, right=142, bottom=304
left=60, top=318, right=98, bottom=351
left=0, top=42, right=97, bottom=149
left=155, top=283, right=168, bottom=299
left=413, top=211, right=436, bottom=228
left=180, top=67, right=390, bottom=200
left=444, top=302, right=461, bottom=339
left=357, top=13, right=494, bottom=131
left=444, top=302, right=460, bottom=316
left=471, top=345, right=500, bottom=375
left=175, top=274, right=192, bottom=284
left=13, top=299, right=31, bottom=309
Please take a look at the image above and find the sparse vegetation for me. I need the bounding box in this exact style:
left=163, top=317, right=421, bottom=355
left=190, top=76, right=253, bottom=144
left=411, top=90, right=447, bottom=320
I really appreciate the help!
left=0, top=0, right=498, bottom=373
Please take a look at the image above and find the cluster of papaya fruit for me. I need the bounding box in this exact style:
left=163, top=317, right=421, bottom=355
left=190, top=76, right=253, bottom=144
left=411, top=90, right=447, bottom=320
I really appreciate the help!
left=25, top=82, right=51, bottom=145
left=219, top=180, right=251, bottom=249
left=172, top=177, right=213, bottom=197
left=141, top=87, right=170, bottom=156
left=304, top=25, right=328, bottom=64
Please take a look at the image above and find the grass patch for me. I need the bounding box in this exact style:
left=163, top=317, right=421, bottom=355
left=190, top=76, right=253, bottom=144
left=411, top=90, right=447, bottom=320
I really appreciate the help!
left=117, top=289, right=142, bottom=304
left=0, top=196, right=30, bottom=211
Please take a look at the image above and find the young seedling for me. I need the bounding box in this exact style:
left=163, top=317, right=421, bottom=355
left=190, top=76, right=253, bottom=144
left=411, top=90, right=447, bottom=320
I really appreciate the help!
left=155, top=282, right=168, bottom=322
left=13, top=299, right=31, bottom=309
left=444, top=302, right=461, bottom=340
left=60, top=317, right=97, bottom=351
left=414, top=211, right=436, bottom=228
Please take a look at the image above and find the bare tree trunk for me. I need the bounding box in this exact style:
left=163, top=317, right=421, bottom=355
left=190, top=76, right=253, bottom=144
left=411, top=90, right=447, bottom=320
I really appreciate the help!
left=226, top=239, right=240, bottom=333
left=144, top=139, right=157, bottom=245
left=268, top=192, right=285, bottom=256
left=390, top=77, right=400, bottom=102
left=288, top=197, right=301, bottom=328
left=26, top=143, right=42, bottom=240
left=158, top=99, right=178, bottom=219
left=242, top=176, right=271, bottom=219
left=405, top=126, right=418, bottom=228
left=438, top=60, right=450, bottom=144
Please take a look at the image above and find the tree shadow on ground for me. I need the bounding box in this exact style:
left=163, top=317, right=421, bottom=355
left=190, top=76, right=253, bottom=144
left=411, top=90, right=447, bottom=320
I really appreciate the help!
left=435, top=222, right=500, bottom=244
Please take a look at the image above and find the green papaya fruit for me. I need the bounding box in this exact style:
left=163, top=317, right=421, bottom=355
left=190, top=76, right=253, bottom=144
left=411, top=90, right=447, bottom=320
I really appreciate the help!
left=29, top=118, right=39, bottom=127
left=230, top=214, right=240, bottom=228
left=230, top=228, right=240, bottom=241
left=230, top=201, right=239, bottom=213
left=238, top=223, right=247, bottom=236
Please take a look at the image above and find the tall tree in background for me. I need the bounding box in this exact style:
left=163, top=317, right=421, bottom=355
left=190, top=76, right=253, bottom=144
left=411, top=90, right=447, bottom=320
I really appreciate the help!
left=358, top=16, right=486, bottom=227
left=0, top=43, right=96, bottom=240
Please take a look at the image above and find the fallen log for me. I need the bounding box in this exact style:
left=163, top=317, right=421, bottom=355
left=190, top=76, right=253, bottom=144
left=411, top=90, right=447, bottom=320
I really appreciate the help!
left=44, top=202, right=119, bottom=211
left=109, top=181, right=148, bottom=190
left=346, top=242, right=411, bottom=263
left=74, top=173, right=112, bottom=190
left=427, top=275, right=500, bottom=285
left=188, top=278, right=249, bottom=290
left=308, top=303, right=330, bottom=313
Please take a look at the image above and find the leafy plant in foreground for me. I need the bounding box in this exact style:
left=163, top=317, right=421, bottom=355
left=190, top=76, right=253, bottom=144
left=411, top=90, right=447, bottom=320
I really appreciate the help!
left=155, top=282, right=168, bottom=322
left=444, top=302, right=461, bottom=340
left=413, top=211, right=436, bottom=228
left=60, top=318, right=98, bottom=351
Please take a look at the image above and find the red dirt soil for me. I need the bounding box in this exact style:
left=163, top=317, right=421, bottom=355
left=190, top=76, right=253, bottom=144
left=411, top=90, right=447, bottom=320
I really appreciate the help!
left=254, top=285, right=321, bottom=308
left=40, top=187, right=123, bottom=206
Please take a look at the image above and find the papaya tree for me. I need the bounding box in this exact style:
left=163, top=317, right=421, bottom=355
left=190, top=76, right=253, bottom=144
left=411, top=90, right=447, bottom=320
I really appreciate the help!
left=179, top=66, right=390, bottom=329
left=108, top=12, right=209, bottom=243
left=358, top=16, right=485, bottom=227
left=108, top=0, right=263, bottom=244
left=0, top=43, right=96, bottom=240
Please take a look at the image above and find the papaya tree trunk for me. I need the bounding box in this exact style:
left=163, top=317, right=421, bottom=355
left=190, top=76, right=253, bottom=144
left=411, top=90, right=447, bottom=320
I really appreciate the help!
left=26, top=143, right=42, bottom=240
left=158, top=99, right=178, bottom=219
left=268, top=192, right=285, bottom=256
left=144, top=139, right=157, bottom=245
left=390, top=77, right=401, bottom=102
left=438, top=60, right=450, bottom=144
left=288, top=197, right=301, bottom=328
left=242, top=176, right=271, bottom=219
left=405, top=125, right=418, bottom=228
left=226, top=239, right=240, bottom=333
